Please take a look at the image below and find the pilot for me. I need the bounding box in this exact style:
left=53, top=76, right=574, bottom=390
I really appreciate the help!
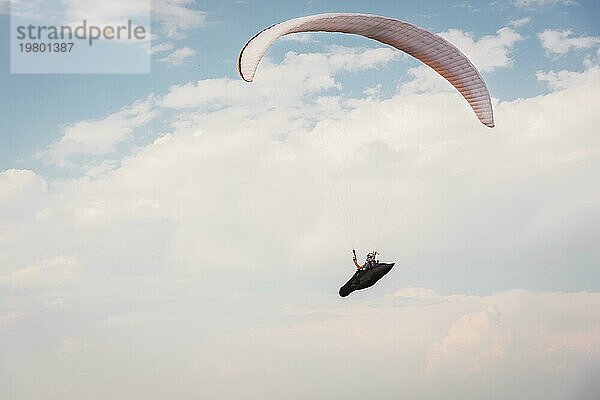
left=353, top=251, right=378, bottom=269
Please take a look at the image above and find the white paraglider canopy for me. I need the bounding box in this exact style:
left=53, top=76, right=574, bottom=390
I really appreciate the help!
left=238, top=13, right=494, bottom=127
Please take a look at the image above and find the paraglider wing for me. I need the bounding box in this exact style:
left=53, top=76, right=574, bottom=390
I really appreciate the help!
left=339, top=263, right=395, bottom=297
left=238, top=13, right=494, bottom=128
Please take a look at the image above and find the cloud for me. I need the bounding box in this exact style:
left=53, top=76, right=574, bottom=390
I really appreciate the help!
left=400, top=25, right=523, bottom=95
left=0, top=255, right=79, bottom=287
left=61, top=0, right=151, bottom=25
left=508, top=17, right=531, bottom=27
left=536, top=65, right=600, bottom=89
left=514, top=0, right=577, bottom=8
left=392, top=287, right=444, bottom=300
left=2, top=45, right=600, bottom=399
left=281, top=33, right=318, bottom=43
left=161, top=46, right=398, bottom=109
left=9, top=45, right=600, bottom=285
left=439, top=27, right=523, bottom=72
left=5, top=43, right=599, bottom=282
left=0, top=0, right=46, bottom=18
left=149, top=42, right=175, bottom=54
left=0, top=311, right=21, bottom=330
left=451, top=3, right=482, bottom=12
left=152, top=0, right=207, bottom=38
left=426, top=305, right=507, bottom=375
left=38, top=96, right=159, bottom=167
left=0, top=169, right=47, bottom=224
left=157, top=46, right=196, bottom=65
left=0, top=169, right=46, bottom=204
left=4, top=1, right=206, bottom=42
left=60, top=0, right=207, bottom=39
left=539, top=29, right=600, bottom=56
left=58, top=338, right=84, bottom=354
left=2, top=287, right=599, bottom=399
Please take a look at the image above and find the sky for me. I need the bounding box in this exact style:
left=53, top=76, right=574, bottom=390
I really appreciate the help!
left=1, top=0, right=599, bottom=399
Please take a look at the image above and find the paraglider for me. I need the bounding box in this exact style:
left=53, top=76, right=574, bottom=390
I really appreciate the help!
left=238, top=13, right=494, bottom=127
left=237, top=13, right=495, bottom=295
left=340, top=250, right=394, bottom=297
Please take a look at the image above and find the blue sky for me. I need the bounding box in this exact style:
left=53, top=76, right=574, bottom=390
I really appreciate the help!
left=1, top=1, right=600, bottom=399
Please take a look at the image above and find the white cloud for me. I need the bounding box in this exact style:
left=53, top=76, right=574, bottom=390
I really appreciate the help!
left=152, top=0, right=207, bottom=38
left=584, top=48, right=600, bottom=68
left=150, top=42, right=175, bottom=54
left=183, top=290, right=600, bottom=399
left=400, top=26, right=523, bottom=96
left=539, top=29, right=600, bottom=55
left=161, top=46, right=397, bottom=109
left=536, top=65, right=600, bottom=89
left=157, top=46, right=196, bottom=65
left=400, top=65, right=455, bottom=94
left=39, top=96, right=159, bottom=166
left=392, top=287, right=443, bottom=299
left=62, top=0, right=151, bottom=25
left=0, top=311, right=21, bottom=330
left=0, top=169, right=46, bottom=205
left=0, top=255, right=79, bottom=286
left=8, top=46, right=600, bottom=281
left=60, top=0, right=207, bottom=39
left=440, top=27, right=523, bottom=72
left=514, top=0, right=577, bottom=8
left=426, top=305, right=507, bottom=375
left=281, top=33, right=318, bottom=43
left=451, top=3, right=482, bottom=12
left=0, top=0, right=46, bottom=18
left=58, top=338, right=82, bottom=354
left=2, top=45, right=600, bottom=399
left=0, top=169, right=47, bottom=224
left=6, top=45, right=600, bottom=280
left=2, top=287, right=599, bottom=399
left=4, top=0, right=205, bottom=42
left=508, top=17, right=531, bottom=27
